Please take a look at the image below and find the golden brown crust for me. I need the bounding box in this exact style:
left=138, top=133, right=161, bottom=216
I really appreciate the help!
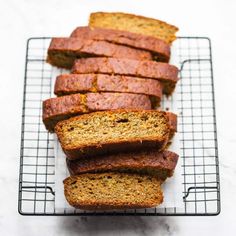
left=67, top=150, right=179, bottom=180
left=47, top=37, right=152, bottom=69
left=54, top=73, right=162, bottom=101
left=42, top=93, right=151, bottom=132
left=63, top=172, right=163, bottom=210
left=70, top=26, right=170, bottom=62
left=72, top=57, right=179, bottom=95
left=86, top=92, right=151, bottom=110
left=55, top=110, right=170, bottom=160
left=166, top=112, right=177, bottom=139
left=62, top=139, right=169, bottom=160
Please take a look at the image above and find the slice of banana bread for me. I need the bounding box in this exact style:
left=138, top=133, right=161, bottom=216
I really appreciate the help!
left=89, top=12, right=178, bottom=44
left=66, top=150, right=179, bottom=181
left=55, top=110, right=170, bottom=159
left=43, top=93, right=151, bottom=132
left=70, top=26, right=170, bottom=62
left=54, top=74, right=162, bottom=103
left=47, top=37, right=152, bottom=69
left=64, top=172, right=163, bottom=210
left=72, top=57, right=179, bottom=95
left=43, top=92, right=177, bottom=135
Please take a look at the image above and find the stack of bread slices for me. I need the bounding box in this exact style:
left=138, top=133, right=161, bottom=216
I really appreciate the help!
left=43, top=12, right=180, bottom=210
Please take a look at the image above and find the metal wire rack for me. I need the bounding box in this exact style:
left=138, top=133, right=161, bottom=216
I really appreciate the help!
left=18, top=37, right=220, bottom=216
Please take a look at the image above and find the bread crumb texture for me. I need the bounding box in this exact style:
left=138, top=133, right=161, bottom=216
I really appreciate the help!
left=64, top=172, right=163, bottom=210
left=55, top=110, right=169, bottom=149
left=89, top=12, right=178, bottom=44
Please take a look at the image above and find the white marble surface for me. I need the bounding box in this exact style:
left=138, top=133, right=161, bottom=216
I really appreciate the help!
left=0, top=0, right=236, bottom=235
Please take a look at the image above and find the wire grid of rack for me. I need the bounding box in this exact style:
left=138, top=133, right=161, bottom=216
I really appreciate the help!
left=18, top=37, right=220, bottom=216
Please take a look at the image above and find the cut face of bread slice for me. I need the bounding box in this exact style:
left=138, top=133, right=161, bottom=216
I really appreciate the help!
left=89, top=12, right=179, bottom=44
left=63, top=172, right=163, bottom=210
left=67, top=150, right=179, bottom=181
left=55, top=110, right=170, bottom=159
left=70, top=26, right=170, bottom=62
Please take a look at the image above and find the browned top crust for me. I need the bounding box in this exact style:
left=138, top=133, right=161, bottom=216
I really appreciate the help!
left=72, top=57, right=178, bottom=81
left=47, top=37, right=152, bottom=68
left=71, top=57, right=179, bottom=95
left=67, top=150, right=179, bottom=180
left=166, top=112, right=177, bottom=134
left=54, top=73, right=162, bottom=100
left=70, top=26, right=170, bottom=62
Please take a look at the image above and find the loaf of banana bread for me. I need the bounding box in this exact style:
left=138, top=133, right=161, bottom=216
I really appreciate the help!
left=43, top=93, right=151, bottom=132
left=70, top=26, right=170, bottom=62
left=72, top=58, right=179, bottom=95
left=66, top=150, right=179, bottom=181
left=54, top=74, right=162, bottom=103
left=47, top=37, right=152, bottom=69
left=89, top=12, right=178, bottom=44
left=64, top=172, right=163, bottom=210
left=55, top=110, right=170, bottom=159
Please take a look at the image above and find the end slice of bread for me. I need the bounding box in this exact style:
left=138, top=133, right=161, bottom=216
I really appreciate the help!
left=89, top=12, right=178, bottom=44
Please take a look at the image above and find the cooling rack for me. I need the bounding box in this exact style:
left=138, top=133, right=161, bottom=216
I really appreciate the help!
left=18, top=37, right=220, bottom=216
